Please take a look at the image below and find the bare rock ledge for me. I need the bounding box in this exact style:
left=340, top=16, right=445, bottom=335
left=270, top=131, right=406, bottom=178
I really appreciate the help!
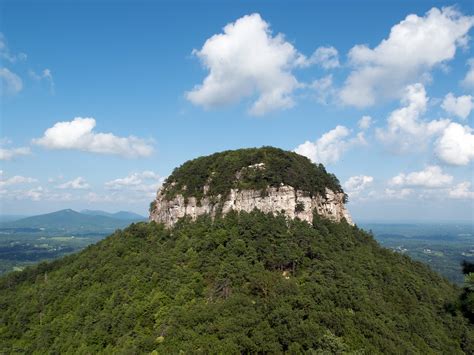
left=150, top=185, right=353, bottom=228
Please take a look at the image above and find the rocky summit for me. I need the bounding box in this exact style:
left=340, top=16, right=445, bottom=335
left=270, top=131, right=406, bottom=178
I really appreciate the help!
left=150, top=147, right=353, bottom=227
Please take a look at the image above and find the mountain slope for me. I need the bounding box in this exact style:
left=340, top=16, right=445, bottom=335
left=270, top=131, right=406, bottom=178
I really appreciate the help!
left=0, top=212, right=472, bottom=353
left=81, top=209, right=146, bottom=220
left=0, top=209, right=138, bottom=232
left=0, top=147, right=472, bottom=353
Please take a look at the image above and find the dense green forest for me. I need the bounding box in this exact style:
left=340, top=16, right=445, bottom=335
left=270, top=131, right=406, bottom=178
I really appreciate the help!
left=460, top=261, right=474, bottom=323
left=1, top=211, right=472, bottom=353
left=160, top=147, right=345, bottom=204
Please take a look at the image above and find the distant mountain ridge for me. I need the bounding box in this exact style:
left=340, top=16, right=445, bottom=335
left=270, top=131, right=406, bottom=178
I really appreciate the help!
left=80, top=209, right=146, bottom=220
left=0, top=209, right=145, bottom=233
left=0, top=215, right=29, bottom=223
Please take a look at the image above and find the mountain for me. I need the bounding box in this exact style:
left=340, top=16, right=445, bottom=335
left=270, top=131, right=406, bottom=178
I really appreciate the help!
left=0, top=148, right=472, bottom=353
left=0, top=209, right=142, bottom=233
left=150, top=146, right=351, bottom=227
left=81, top=209, right=146, bottom=220
left=0, top=214, right=29, bottom=223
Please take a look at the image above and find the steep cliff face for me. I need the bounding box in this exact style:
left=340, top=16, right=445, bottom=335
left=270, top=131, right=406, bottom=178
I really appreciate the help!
left=150, top=184, right=353, bottom=227
left=149, top=147, right=353, bottom=228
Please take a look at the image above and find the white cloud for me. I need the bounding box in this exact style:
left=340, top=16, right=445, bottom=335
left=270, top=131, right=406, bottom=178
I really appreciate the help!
left=105, top=171, right=163, bottom=193
left=0, top=146, right=30, bottom=160
left=0, top=173, right=37, bottom=188
left=344, top=175, right=374, bottom=191
left=29, top=68, right=55, bottom=94
left=435, top=122, right=474, bottom=165
left=449, top=181, right=474, bottom=199
left=0, top=35, right=24, bottom=96
left=462, top=58, right=474, bottom=88
left=57, top=177, right=90, bottom=190
left=21, top=187, right=44, bottom=201
left=33, top=117, right=154, bottom=158
left=358, top=115, right=373, bottom=130
left=0, top=171, right=44, bottom=201
left=376, top=83, right=450, bottom=152
left=340, top=7, right=474, bottom=107
left=1, top=186, right=74, bottom=202
left=308, top=46, right=340, bottom=69
left=186, top=13, right=307, bottom=115
left=389, top=165, right=453, bottom=188
left=310, top=75, right=335, bottom=105
left=294, top=125, right=366, bottom=165
left=344, top=175, right=374, bottom=199
left=441, top=92, right=473, bottom=119
left=383, top=188, right=412, bottom=199
left=0, top=68, right=23, bottom=95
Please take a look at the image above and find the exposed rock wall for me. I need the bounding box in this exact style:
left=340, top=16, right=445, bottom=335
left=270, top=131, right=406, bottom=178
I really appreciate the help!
left=150, top=185, right=353, bottom=228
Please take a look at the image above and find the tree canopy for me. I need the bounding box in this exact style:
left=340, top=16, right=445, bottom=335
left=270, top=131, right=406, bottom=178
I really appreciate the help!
left=162, top=147, right=346, bottom=202
left=0, top=211, right=472, bottom=353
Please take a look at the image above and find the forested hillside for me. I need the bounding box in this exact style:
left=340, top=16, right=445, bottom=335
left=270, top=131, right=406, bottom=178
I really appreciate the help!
left=1, top=211, right=472, bottom=353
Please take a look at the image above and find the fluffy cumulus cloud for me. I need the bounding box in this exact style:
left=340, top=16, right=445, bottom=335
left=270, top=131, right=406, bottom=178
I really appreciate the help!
left=0, top=171, right=45, bottom=201
left=449, top=181, right=474, bottom=199
left=389, top=165, right=453, bottom=188
left=462, top=58, right=474, bottom=88
left=343, top=175, right=374, bottom=198
left=294, top=125, right=366, bottom=165
left=340, top=7, right=474, bottom=107
left=376, top=83, right=449, bottom=152
left=441, top=93, right=473, bottom=119
left=434, top=122, right=474, bottom=165
left=0, top=68, right=22, bottom=95
left=57, top=177, right=90, bottom=190
left=344, top=175, right=374, bottom=191
left=308, top=46, right=340, bottom=69
left=33, top=117, right=154, bottom=158
left=186, top=13, right=309, bottom=116
left=0, top=172, right=37, bottom=188
left=105, top=171, right=163, bottom=197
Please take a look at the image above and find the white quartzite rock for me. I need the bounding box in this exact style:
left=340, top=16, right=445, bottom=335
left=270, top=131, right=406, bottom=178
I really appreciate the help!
left=149, top=185, right=353, bottom=228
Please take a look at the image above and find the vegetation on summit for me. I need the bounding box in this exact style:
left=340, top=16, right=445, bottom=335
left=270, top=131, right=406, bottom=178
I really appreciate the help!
left=161, top=147, right=346, bottom=203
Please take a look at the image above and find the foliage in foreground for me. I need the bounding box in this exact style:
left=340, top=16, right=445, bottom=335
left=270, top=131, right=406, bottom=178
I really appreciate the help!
left=0, top=211, right=472, bottom=354
left=460, top=261, right=474, bottom=323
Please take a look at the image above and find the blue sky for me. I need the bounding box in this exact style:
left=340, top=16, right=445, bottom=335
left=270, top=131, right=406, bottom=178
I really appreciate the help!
left=1, top=0, right=473, bottom=222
